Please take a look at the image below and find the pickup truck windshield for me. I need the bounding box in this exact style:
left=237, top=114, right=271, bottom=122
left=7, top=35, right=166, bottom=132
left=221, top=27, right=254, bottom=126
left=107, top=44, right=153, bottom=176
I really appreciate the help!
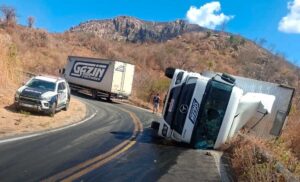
left=192, top=79, right=233, bottom=149
left=26, top=79, right=56, bottom=91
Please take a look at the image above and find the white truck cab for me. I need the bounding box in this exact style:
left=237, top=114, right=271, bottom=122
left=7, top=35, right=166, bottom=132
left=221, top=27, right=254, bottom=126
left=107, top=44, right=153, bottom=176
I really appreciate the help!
left=14, top=75, right=71, bottom=117
left=152, top=68, right=279, bottom=149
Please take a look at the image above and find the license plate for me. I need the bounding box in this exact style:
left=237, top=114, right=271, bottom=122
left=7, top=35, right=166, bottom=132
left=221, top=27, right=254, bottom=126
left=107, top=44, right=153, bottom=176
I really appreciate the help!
left=20, top=103, right=36, bottom=108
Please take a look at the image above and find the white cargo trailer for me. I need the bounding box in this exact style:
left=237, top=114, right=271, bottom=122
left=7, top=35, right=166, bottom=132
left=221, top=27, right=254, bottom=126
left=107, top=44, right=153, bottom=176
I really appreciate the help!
left=61, top=56, right=135, bottom=100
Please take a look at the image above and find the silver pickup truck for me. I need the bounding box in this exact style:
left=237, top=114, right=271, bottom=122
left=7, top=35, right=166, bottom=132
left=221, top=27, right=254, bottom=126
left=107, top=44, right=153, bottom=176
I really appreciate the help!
left=14, top=75, right=71, bottom=117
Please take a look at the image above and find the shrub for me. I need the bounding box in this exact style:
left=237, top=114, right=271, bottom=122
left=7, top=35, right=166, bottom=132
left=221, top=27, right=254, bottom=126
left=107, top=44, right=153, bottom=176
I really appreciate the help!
left=20, top=29, right=49, bottom=47
left=228, top=137, right=284, bottom=181
left=228, top=35, right=245, bottom=50
left=0, top=38, right=22, bottom=88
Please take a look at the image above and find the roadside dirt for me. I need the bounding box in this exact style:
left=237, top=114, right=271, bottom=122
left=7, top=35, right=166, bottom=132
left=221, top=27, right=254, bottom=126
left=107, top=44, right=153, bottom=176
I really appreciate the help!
left=0, top=98, right=86, bottom=139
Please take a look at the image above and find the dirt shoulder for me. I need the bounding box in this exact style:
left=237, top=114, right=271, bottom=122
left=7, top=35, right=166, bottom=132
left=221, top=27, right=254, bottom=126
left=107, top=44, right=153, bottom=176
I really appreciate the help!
left=0, top=98, right=86, bottom=139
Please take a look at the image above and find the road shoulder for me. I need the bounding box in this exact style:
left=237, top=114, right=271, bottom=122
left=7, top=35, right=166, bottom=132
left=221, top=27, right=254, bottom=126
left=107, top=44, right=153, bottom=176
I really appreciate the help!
left=0, top=97, right=88, bottom=140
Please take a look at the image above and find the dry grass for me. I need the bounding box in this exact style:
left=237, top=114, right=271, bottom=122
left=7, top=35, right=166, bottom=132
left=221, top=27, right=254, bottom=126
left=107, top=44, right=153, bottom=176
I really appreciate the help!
left=228, top=136, right=285, bottom=181
left=1, top=24, right=299, bottom=105
left=1, top=16, right=300, bottom=181
left=282, top=113, right=300, bottom=160
left=227, top=122, right=300, bottom=181
left=227, top=104, right=300, bottom=180
left=0, top=31, right=22, bottom=87
left=0, top=30, right=23, bottom=105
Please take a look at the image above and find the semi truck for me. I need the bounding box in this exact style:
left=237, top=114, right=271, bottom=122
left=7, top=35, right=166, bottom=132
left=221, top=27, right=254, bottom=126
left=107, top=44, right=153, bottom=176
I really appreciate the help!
left=151, top=68, right=294, bottom=149
left=60, top=56, right=135, bottom=101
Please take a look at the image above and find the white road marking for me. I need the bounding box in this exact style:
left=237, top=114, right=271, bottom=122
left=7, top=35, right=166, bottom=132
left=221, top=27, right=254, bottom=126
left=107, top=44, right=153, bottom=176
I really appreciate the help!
left=117, top=101, right=152, bottom=113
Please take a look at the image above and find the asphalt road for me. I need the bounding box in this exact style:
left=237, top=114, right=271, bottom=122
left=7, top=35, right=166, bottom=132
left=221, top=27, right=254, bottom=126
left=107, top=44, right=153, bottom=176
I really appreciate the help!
left=0, top=94, right=223, bottom=182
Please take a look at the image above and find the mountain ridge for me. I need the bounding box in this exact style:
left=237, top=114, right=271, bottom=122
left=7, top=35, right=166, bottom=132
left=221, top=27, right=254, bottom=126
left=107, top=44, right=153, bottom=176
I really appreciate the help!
left=69, top=16, right=209, bottom=42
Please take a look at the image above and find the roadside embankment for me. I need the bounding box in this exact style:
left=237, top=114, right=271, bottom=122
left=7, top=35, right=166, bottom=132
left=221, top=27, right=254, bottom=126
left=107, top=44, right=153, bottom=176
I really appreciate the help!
left=225, top=132, right=300, bottom=181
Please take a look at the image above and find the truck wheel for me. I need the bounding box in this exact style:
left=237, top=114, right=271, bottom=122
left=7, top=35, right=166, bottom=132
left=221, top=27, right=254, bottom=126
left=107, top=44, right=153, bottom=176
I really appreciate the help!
left=151, top=121, right=160, bottom=131
left=63, top=99, right=70, bottom=111
left=165, top=67, right=175, bottom=79
left=92, top=90, right=98, bottom=100
left=106, top=96, right=112, bottom=102
left=48, top=102, right=57, bottom=117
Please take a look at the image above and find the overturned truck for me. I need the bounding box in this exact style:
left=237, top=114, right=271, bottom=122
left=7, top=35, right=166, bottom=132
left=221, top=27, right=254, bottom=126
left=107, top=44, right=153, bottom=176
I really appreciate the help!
left=151, top=68, right=294, bottom=149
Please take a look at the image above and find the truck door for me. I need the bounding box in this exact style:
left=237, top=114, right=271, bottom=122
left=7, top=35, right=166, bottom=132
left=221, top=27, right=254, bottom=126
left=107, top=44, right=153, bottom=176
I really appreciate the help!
left=57, top=82, right=68, bottom=107
left=113, top=62, right=126, bottom=94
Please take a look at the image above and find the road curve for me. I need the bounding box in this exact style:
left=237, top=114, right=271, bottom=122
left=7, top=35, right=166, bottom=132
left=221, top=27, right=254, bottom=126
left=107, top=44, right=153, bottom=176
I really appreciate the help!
left=0, top=94, right=223, bottom=182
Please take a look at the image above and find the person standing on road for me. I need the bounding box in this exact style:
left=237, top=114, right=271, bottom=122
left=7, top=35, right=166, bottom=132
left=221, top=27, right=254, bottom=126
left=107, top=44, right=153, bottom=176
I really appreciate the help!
left=153, top=93, right=160, bottom=114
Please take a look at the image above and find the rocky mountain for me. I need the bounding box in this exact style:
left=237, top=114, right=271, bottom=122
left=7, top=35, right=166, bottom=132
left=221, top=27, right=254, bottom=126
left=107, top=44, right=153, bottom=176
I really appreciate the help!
left=69, top=16, right=208, bottom=42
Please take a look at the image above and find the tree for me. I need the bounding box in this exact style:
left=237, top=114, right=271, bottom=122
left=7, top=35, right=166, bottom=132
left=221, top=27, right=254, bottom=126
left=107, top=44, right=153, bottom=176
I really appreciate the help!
left=27, top=16, right=35, bottom=28
left=257, top=38, right=267, bottom=47
left=0, top=5, right=16, bottom=26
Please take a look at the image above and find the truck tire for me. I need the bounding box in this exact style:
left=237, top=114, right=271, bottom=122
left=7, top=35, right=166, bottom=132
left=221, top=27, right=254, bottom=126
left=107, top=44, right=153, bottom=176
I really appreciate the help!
left=151, top=121, right=160, bottom=131
left=92, top=90, right=98, bottom=100
left=106, top=97, right=112, bottom=102
left=106, top=94, right=112, bottom=102
left=48, top=102, right=57, bottom=117
left=165, top=67, right=175, bottom=79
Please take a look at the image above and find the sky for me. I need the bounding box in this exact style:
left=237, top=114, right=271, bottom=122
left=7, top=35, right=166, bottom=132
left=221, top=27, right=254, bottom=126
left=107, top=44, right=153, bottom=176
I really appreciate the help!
left=0, top=0, right=299, bottom=66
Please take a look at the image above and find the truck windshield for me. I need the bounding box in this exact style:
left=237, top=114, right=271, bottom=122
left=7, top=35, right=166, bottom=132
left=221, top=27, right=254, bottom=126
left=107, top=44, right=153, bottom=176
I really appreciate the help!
left=192, top=79, right=233, bottom=149
left=26, top=79, right=56, bottom=91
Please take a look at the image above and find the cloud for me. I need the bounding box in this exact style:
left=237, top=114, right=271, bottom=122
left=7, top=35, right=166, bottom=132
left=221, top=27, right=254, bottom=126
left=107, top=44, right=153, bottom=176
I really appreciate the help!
left=278, top=0, right=300, bottom=33
left=186, top=1, right=234, bottom=29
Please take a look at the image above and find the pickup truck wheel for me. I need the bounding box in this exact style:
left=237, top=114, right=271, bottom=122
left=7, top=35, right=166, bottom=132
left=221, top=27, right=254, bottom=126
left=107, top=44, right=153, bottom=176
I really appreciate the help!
left=63, top=99, right=70, bottom=111
left=48, top=102, right=57, bottom=117
left=15, top=103, right=20, bottom=112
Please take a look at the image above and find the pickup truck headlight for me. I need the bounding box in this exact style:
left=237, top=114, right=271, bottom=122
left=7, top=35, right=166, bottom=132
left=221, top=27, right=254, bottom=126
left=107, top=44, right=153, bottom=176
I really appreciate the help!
left=15, top=92, right=20, bottom=101
left=41, top=96, right=52, bottom=102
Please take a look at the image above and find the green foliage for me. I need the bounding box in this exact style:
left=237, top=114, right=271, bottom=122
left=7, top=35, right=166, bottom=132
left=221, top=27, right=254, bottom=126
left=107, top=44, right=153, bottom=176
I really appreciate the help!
left=206, top=31, right=211, bottom=38
left=228, top=35, right=246, bottom=50
left=207, top=60, right=215, bottom=70
left=150, top=78, right=170, bottom=93
left=8, top=44, right=17, bottom=60
left=137, top=77, right=170, bottom=102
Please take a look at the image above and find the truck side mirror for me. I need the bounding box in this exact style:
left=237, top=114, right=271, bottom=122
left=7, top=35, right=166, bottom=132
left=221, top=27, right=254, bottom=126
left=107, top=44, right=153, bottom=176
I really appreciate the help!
left=165, top=67, right=175, bottom=79
left=221, top=73, right=235, bottom=84
left=59, top=68, right=65, bottom=74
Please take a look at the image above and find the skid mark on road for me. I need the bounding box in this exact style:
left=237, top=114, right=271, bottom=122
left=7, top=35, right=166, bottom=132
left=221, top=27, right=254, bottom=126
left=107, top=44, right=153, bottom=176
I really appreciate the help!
left=43, top=108, right=143, bottom=182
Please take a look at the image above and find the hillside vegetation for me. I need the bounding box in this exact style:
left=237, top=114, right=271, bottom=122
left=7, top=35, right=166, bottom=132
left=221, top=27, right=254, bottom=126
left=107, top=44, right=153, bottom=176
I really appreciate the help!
left=0, top=13, right=299, bottom=181
left=1, top=24, right=299, bottom=103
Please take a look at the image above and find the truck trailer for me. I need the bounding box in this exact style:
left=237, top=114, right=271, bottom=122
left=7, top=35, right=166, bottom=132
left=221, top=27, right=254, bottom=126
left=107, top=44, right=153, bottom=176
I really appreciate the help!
left=61, top=56, right=135, bottom=100
left=151, top=68, right=294, bottom=149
